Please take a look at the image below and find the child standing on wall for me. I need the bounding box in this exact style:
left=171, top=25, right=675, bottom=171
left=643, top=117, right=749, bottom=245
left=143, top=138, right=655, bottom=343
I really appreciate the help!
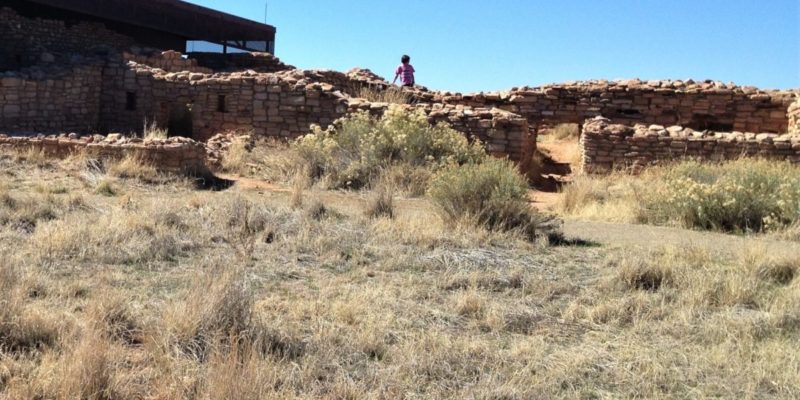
left=393, top=55, right=415, bottom=87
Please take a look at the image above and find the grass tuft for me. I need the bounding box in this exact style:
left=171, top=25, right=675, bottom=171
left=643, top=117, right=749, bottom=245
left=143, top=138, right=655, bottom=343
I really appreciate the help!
left=366, top=184, right=395, bottom=219
left=357, top=86, right=410, bottom=104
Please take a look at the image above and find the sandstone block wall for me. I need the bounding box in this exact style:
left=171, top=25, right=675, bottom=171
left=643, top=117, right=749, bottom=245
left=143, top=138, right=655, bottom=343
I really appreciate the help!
left=581, top=117, right=800, bottom=173
left=420, top=80, right=794, bottom=134
left=0, top=64, right=104, bottom=133
left=0, top=7, right=135, bottom=70
left=348, top=99, right=535, bottom=170
left=0, top=134, right=208, bottom=175
left=99, top=64, right=350, bottom=142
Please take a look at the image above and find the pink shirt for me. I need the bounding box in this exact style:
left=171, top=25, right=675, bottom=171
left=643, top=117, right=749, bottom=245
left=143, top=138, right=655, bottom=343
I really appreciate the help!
left=396, top=64, right=415, bottom=85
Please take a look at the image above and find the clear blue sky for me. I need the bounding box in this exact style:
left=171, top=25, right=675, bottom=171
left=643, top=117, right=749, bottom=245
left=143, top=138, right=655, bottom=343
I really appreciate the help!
left=186, top=0, right=800, bottom=93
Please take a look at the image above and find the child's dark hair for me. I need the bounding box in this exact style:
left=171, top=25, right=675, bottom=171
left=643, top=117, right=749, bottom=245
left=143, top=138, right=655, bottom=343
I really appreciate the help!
left=401, top=55, right=410, bottom=63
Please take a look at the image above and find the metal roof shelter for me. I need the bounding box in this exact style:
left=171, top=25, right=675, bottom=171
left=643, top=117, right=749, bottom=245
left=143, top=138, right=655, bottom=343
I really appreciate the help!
left=1, top=0, right=276, bottom=53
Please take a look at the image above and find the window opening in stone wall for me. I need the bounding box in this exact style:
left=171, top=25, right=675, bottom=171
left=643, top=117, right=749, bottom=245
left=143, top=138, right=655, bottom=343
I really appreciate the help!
left=217, top=95, right=227, bottom=113
left=14, top=54, right=22, bottom=66
left=616, top=109, right=643, bottom=117
left=125, top=92, right=137, bottom=111
left=693, top=114, right=733, bottom=132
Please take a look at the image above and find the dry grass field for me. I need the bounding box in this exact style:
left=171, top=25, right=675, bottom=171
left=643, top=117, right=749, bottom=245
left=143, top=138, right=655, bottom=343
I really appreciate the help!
left=1, top=143, right=800, bottom=399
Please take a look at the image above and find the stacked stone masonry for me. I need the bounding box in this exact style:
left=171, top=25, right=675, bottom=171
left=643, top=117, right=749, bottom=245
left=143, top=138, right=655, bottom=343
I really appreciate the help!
left=581, top=117, right=800, bottom=173
left=0, top=7, right=136, bottom=70
left=1, top=63, right=104, bottom=133
left=417, top=80, right=795, bottom=134
left=99, top=64, right=350, bottom=142
left=0, top=134, right=207, bottom=175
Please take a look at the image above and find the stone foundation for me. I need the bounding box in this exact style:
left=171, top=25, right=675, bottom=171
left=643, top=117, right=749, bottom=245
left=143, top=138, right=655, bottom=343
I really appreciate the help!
left=0, top=134, right=208, bottom=175
left=581, top=117, right=800, bottom=173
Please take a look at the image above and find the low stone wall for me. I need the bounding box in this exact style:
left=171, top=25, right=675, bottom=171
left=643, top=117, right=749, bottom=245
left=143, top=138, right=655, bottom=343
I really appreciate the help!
left=0, top=134, right=208, bottom=175
left=347, top=99, right=535, bottom=170
left=581, top=117, right=800, bottom=173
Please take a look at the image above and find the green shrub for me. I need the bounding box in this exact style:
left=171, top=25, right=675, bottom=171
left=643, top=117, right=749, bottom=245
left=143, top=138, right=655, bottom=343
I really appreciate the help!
left=428, top=158, right=556, bottom=240
left=295, top=106, right=485, bottom=189
left=637, top=160, right=800, bottom=232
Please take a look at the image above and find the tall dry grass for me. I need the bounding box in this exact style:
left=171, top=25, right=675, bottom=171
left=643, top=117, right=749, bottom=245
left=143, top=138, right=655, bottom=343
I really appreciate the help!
left=142, top=120, right=169, bottom=140
left=2, top=146, right=800, bottom=398
left=356, top=85, right=410, bottom=104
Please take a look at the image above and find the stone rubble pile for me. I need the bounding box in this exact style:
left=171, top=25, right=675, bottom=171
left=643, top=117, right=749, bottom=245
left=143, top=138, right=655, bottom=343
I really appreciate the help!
left=205, top=132, right=255, bottom=168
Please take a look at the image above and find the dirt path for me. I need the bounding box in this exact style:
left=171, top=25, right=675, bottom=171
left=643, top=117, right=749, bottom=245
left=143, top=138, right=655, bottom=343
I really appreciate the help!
left=214, top=173, right=290, bottom=193
left=530, top=140, right=578, bottom=210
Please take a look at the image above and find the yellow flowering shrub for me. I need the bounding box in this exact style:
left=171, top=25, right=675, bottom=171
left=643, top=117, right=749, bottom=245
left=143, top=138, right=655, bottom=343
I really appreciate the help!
left=295, top=106, right=485, bottom=189
left=637, top=160, right=800, bottom=232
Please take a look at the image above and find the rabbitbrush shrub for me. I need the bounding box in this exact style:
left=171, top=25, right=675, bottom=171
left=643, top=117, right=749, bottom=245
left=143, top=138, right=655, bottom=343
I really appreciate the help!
left=295, top=105, right=485, bottom=189
left=637, top=159, right=800, bottom=232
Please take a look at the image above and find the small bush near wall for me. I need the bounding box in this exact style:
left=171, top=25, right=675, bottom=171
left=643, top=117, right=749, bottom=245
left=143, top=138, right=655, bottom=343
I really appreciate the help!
left=429, top=158, right=557, bottom=240
left=294, top=105, right=485, bottom=190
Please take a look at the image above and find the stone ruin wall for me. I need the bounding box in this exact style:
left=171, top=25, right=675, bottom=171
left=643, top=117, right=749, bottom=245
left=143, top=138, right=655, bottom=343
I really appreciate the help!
left=0, top=64, right=104, bottom=133
left=0, top=134, right=207, bottom=175
left=2, top=5, right=798, bottom=176
left=421, top=80, right=794, bottom=134
left=581, top=117, right=800, bottom=173
left=0, top=7, right=136, bottom=70
left=99, top=65, right=350, bottom=142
